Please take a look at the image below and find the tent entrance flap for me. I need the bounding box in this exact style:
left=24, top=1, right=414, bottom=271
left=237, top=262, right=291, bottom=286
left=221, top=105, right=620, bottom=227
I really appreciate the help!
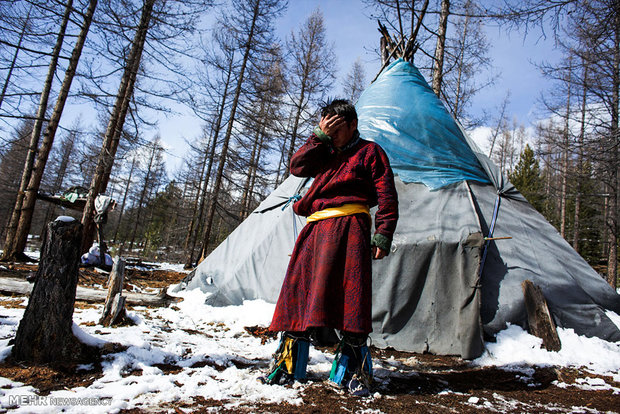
left=369, top=180, right=485, bottom=359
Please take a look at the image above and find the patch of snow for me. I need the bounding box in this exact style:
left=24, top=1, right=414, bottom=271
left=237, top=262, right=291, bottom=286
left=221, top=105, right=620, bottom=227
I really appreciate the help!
left=156, top=262, right=193, bottom=273
left=554, top=377, right=620, bottom=395
left=606, top=310, right=620, bottom=331
left=474, top=324, right=620, bottom=380
left=23, top=249, right=40, bottom=260
left=72, top=323, right=107, bottom=347
left=0, top=291, right=305, bottom=412
left=55, top=216, right=76, bottom=223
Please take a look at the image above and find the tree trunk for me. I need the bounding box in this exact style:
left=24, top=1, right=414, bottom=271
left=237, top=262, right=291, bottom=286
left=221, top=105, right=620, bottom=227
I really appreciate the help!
left=14, top=0, right=98, bottom=256
left=560, top=59, right=572, bottom=239
left=100, top=257, right=127, bottom=326
left=11, top=218, right=91, bottom=363
left=522, top=280, right=562, bottom=352
left=240, top=103, right=266, bottom=219
left=128, top=143, right=157, bottom=251
left=245, top=126, right=267, bottom=218
left=607, top=6, right=620, bottom=289
left=380, top=36, right=389, bottom=66
left=452, top=12, right=470, bottom=119
left=286, top=83, right=307, bottom=173
left=42, top=131, right=78, bottom=233
left=113, top=156, right=136, bottom=243
left=81, top=0, right=155, bottom=254
left=198, top=0, right=260, bottom=262
left=275, top=109, right=294, bottom=187
left=1, top=0, right=73, bottom=262
left=488, top=95, right=508, bottom=159
left=0, top=276, right=180, bottom=306
left=573, top=63, right=588, bottom=252
left=432, top=0, right=450, bottom=96
left=183, top=141, right=209, bottom=250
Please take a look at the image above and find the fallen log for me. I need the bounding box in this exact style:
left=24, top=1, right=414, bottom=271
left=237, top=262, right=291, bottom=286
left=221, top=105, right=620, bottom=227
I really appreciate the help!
left=0, top=276, right=181, bottom=307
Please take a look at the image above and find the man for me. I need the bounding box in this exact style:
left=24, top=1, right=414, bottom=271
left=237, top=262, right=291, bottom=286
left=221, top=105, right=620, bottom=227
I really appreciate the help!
left=263, top=99, right=398, bottom=396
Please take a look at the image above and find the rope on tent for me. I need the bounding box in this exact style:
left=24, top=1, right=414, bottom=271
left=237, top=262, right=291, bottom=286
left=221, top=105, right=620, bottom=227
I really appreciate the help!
left=281, top=194, right=301, bottom=211
left=282, top=194, right=302, bottom=241
left=478, top=194, right=501, bottom=278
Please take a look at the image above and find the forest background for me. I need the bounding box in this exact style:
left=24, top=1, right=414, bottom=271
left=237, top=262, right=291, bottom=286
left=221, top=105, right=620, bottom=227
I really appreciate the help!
left=0, top=0, right=618, bottom=290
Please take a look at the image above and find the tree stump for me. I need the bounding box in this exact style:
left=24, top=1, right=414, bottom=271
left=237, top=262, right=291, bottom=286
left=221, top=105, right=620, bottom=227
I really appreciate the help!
left=522, top=279, right=562, bottom=352
left=12, top=218, right=93, bottom=363
left=100, top=257, right=128, bottom=326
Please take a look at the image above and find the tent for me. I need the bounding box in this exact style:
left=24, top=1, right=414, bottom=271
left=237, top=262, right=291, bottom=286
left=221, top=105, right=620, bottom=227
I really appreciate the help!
left=175, top=59, right=620, bottom=359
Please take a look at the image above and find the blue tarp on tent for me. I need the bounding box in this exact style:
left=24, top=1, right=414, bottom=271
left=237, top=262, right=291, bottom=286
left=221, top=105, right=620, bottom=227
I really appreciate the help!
left=356, top=58, right=491, bottom=190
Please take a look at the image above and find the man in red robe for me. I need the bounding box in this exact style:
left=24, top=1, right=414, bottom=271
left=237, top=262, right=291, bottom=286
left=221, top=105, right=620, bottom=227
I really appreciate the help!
left=263, top=99, right=398, bottom=396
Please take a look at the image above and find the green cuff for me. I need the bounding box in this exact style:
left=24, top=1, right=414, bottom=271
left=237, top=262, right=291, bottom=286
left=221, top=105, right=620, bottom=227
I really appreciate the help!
left=371, top=233, right=392, bottom=254
left=313, top=126, right=332, bottom=143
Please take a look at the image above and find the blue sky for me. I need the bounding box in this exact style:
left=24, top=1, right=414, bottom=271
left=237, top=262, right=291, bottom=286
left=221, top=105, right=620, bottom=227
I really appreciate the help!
left=134, top=0, right=563, bottom=171
left=271, top=0, right=561, bottom=122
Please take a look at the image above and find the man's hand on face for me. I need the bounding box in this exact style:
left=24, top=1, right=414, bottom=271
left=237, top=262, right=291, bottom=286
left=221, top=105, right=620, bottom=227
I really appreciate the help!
left=372, top=246, right=388, bottom=260
left=319, top=114, right=346, bottom=139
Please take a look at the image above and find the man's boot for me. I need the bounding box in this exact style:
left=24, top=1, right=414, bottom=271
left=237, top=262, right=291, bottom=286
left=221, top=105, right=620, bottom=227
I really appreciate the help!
left=329, top=332, right=372, bottom=397
left=260, top=331, right=310, bottom=385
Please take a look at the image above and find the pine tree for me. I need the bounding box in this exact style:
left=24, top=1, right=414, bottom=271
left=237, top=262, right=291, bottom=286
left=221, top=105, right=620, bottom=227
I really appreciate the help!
left=509, top=144, right=545, bottom=213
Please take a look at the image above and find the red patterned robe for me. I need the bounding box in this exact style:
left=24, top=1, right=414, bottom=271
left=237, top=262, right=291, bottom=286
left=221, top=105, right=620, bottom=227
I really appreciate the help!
left=269, top=130, right=399, bottom=334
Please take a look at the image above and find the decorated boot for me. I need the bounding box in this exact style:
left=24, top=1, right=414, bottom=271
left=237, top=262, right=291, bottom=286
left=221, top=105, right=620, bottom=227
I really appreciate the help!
left=259, top=332, right=310, bottom=385
left=329, top=334, right=372, bottom=397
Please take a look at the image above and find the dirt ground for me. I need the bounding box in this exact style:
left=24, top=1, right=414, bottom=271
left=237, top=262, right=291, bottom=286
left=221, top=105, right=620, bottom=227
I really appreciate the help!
left=0, top=263, right=618, bottom=413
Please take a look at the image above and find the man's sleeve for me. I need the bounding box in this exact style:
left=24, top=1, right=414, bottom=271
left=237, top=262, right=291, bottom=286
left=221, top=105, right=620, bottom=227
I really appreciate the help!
left=289, top=127, right=333, bottom=177
left=370, top=145, right=399, bottom=254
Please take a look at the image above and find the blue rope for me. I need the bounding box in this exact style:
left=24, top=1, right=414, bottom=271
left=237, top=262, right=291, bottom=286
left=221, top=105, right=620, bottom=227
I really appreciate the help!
left=292, top=208, right=300, bottom=240
left=282, top=194, right=302, bottom=240
left=479, top=194, right=501, bottom=278
left=282, top=194, right=301, bottom=211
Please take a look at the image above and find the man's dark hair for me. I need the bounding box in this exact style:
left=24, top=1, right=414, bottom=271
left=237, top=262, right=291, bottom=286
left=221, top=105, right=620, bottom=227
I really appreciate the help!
left=321, top=99, right=357, bottom=124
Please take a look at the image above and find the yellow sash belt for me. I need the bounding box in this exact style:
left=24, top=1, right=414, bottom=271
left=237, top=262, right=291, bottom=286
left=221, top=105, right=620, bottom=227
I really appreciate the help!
left=306, top=203, right=370, bottom=223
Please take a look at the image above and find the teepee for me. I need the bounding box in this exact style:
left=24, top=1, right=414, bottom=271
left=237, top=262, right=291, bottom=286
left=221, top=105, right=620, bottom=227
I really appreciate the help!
left=175, top=59, right=620, bottom=359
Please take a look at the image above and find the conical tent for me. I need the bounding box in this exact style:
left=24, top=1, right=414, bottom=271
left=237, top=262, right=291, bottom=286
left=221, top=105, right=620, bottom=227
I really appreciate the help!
left=176, top=59, right=620, bottom=359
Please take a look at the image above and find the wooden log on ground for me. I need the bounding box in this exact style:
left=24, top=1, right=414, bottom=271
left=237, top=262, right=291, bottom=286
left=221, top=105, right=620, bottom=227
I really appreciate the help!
left=522, top=279, right=562, bottom=352
left=100, top=257, right=127, bottom=326
left=12, top=218, right=93, bottom=363
left=0, top=276, right=181, bottom=306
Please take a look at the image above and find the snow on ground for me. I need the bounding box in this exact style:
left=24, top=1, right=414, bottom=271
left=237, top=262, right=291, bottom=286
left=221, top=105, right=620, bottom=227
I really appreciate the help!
left=0, top=289, right=309, bottom=413
left=473, top=323, right=620, bottom=390
left=0, top=282, right=618, bottom=412
left=147, top=261, right=193, bottom=274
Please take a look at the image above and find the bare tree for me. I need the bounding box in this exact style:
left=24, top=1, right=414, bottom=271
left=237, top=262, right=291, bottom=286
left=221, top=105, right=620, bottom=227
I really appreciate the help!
left=7, top=0, right=98, bottom=260
left=81, top=0, right=156, bottom=253
left=127, top=137, right=166, bottom=251
left=197, top=0, right=287, bottom=261
left=239, top=53, right=286, bottom=219
left=432, top=0, right=450, bottom=95
left=0, top=3, right=32, bottom=111
left=441, top=0, right=494, bottom=127
left=343, top=57, right=367, bottom=103
left=1, top=0, right=74, bottom=261
left=284, top=8, right=336, bottom=172
left=0, top=120, right=32, bottom=242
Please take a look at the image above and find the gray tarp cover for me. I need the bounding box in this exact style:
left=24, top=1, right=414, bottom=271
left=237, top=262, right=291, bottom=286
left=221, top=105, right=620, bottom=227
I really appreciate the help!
left=176, top=175, right=620, bottom=358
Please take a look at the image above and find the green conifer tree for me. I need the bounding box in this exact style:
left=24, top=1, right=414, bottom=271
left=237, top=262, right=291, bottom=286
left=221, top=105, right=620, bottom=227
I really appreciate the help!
left=509, top=144, right=545, bottom=213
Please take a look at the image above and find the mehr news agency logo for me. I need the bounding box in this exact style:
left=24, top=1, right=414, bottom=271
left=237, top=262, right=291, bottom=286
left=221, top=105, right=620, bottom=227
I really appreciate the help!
left=8, top=395, right=112, bottom=407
